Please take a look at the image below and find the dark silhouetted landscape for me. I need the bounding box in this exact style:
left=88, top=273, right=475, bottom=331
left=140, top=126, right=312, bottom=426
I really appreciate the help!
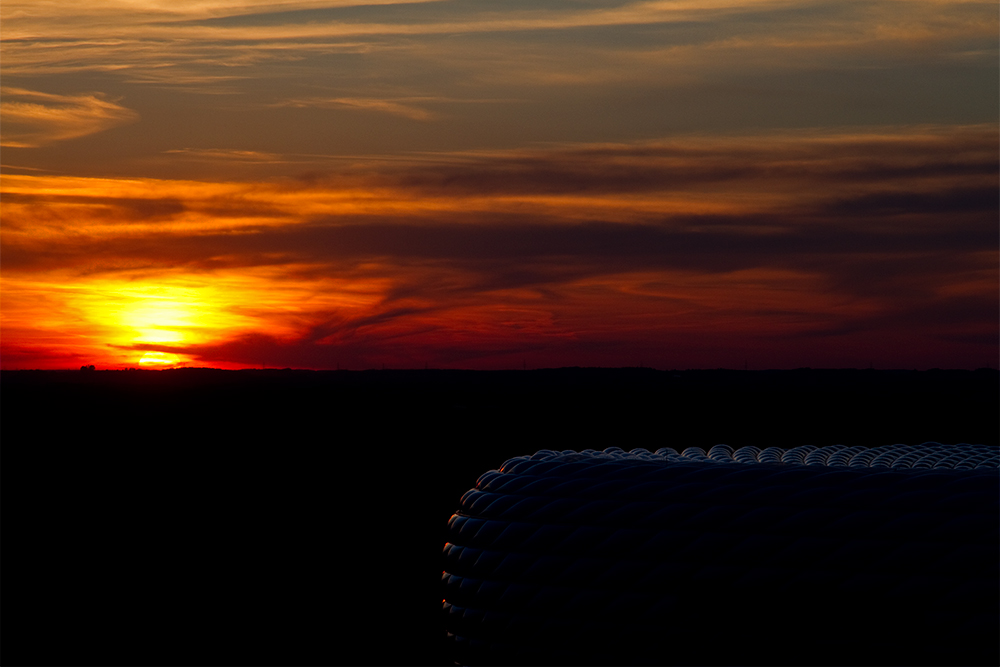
left=3, top=367, right=997, bottom=665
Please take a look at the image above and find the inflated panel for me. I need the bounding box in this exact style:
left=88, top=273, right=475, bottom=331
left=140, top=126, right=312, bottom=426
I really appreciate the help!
left=443, top=444, right=998, bottom=665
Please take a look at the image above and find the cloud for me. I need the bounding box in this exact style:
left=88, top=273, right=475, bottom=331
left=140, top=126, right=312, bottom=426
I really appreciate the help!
left=3, top=125, right=996, bottom=276
left=361, top=125, right=999, bottom=197
left=2, top=125, right=996, bottom=369
left=163, top=147, right=289, bottom=162
left=4, top=0, right=992, bottom=90
left=278, top=97, right=436, bottom=120
left=0, top=87, right=138, bottom=147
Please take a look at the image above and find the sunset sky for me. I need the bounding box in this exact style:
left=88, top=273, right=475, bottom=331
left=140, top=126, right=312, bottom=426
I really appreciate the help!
left=2, top=0, right=997, bottom=370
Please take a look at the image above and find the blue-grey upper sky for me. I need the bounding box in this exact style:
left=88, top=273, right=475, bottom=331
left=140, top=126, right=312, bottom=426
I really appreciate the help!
left=3, top=0, right=996, bottom=176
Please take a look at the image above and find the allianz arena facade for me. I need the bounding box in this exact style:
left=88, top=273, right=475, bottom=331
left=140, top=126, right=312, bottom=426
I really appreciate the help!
left=443, top=444, right=999, bottom=665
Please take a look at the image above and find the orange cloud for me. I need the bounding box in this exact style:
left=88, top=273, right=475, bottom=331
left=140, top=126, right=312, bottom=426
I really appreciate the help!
left=277, top=97, right=437, bottom=121
left=0, top=87, right=138, bottom=147
left=2, top=126, right=996, bottom=369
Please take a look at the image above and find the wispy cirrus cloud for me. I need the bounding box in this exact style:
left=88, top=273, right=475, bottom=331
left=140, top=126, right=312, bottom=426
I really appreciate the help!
left=163, top=147, right=290, bottom=162
left=3, top=1, right=992, bottom=83
left=277, top=96, right=437, bottom=120
left=2, top=0, right=993, bottom=174
left=0, top=87, right=138, bottom=147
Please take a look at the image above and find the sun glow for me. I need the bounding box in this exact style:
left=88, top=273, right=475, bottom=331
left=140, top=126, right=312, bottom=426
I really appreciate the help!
left=89, top=277, right=265, bottom=368
left=138, top=351, right=183, bottom=367
left=115, top=287, right=200, bottom=345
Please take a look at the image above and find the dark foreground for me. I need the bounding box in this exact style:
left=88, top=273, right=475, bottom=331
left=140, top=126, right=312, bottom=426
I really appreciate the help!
left=3, top=367, right=998, bottom=665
